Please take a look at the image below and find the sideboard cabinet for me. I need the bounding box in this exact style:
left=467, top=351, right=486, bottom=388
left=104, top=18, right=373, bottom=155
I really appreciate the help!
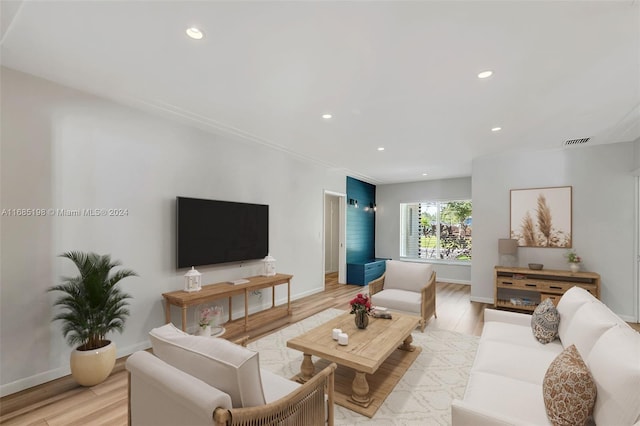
left=494, top=266, right=600, bottom=312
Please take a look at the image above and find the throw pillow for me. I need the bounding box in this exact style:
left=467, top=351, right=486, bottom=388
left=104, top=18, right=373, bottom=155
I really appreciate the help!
left=543, top=344, right=597, bottom=426
left=531, top=298, right=560, bottom=344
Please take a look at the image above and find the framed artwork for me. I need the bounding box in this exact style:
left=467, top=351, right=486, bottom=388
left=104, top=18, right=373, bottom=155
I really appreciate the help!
left=510, top=186, right=572, bottom=248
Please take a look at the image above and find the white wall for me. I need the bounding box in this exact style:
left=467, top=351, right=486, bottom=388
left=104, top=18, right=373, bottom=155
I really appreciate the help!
left=375, top=177, right=472, bottom=283
left=472, top=142, right=637, bottom=320
left=0, top=68, right=346, bottom=395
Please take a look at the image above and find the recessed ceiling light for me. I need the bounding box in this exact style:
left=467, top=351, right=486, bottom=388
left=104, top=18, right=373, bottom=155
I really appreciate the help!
left=491, top=127, right=502, bottom=132
left=477, top=70, right=493, bottom=79
left=377, top=147, right=385, bottom=151
left=322, top=113, right=332, bottom=119
left=186, top=27, right=204, bottom=40
left=422, top=173, right=428, bottom=176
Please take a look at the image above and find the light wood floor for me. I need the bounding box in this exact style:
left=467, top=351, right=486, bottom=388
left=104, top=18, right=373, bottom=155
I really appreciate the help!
left=0, top=277, right=489, bottom=425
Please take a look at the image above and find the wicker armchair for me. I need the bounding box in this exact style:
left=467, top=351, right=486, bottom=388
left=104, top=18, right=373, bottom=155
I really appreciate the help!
left=369, top=260, right=436, bottom=332
left=127, top=351, right=336, bottom=426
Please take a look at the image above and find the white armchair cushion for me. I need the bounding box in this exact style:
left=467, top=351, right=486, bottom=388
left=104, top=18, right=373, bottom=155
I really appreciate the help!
left=149, top=323, right=266, bottom=408
left=587, top=325, right=640, bottom=426
left=371, top=288, right=421, bottom=313
left=383, top=260, right=433, bottom=292
left=260, top=369, right=300, bottom=403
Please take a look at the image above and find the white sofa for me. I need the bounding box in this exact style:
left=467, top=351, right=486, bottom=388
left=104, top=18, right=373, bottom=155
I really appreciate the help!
left=452, top=286, right=640, bottom=426
left=126, top=323, right=335, bottom=426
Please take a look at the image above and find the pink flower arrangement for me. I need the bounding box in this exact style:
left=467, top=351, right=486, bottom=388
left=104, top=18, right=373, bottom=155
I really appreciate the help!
left=349, top=293, right=372, bottom=315
left=199, top=306, right=223, bottom=327
left=566, top=250, right=581, bottom=264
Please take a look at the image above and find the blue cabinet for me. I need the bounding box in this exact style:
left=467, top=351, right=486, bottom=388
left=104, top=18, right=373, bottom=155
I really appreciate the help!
left=347, top=259, right=387, bottom=286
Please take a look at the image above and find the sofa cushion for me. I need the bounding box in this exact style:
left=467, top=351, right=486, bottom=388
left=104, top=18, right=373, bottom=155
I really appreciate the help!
left=462, top=371, right=551, bottom=425
left=543, top=345, right=596, bottom=426
left=371, top=288, right=421, bottom=313
left=561, top=301, right=618, bottom=359
left=531, top=299, right=560, bottom=344
left=481, top=321, right=564, bottom=354
left=587, top=325, right=640, bottom=426
left=472, top=340, right=562, bottom=386
left=383, top=260, right=433, bottom=292
left=556, top=286, right=596, bottom=342
left=149, top=323, right=266, bottom=408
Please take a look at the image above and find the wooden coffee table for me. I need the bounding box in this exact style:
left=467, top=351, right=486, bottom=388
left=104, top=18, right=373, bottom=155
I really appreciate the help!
left=286, top=311, right=421, bottom=417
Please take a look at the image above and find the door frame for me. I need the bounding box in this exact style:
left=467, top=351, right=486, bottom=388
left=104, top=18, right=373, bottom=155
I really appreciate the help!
left=323, top=190, right=346, bottom=285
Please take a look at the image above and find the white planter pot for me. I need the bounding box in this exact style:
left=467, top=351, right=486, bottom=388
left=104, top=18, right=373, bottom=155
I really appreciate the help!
left=70, top=340, right=116, bottom=386
left=569, top=263, right=580, bottom=273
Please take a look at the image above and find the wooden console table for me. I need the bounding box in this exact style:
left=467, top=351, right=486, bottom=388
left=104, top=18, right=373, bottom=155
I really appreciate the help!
left=494, top=266, right=600, bottom=312
left=162, top=273, right=293, bottom=332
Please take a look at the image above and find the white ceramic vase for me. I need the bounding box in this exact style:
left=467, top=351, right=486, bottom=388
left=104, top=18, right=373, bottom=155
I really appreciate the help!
left=197, top=325, right=211, bottom=336
left=569, top=263, right=580, bottom=273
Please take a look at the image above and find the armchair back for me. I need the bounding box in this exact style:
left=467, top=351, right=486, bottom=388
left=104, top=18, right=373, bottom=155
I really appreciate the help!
left=384, top=260, right=433, bottom=292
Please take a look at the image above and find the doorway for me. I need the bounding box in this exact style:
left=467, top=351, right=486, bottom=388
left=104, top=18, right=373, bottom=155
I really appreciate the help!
left=323, top=191, right=346, bottom=285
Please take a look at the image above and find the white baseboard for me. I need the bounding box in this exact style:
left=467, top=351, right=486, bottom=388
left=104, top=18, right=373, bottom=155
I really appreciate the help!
left=470, top=296, right=494, bottom=304
left=439, top=278, right=471, bottom=285
left=0, top=340, right=151, bottom=398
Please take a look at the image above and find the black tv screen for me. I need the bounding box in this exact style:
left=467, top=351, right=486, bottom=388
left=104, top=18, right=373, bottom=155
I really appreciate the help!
left=176, top=197, right=269, bottom=269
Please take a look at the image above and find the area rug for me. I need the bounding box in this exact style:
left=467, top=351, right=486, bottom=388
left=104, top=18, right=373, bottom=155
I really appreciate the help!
left=247, top=309, right=479, bottom=425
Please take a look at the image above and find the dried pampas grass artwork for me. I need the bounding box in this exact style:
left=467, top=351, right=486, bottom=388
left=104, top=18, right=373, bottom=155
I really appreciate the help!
left=510, top=186, right=572, bottom=248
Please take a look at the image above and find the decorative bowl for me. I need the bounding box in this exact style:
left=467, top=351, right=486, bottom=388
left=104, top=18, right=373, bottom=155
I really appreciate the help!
left=528, top=263, right=544, bottom=270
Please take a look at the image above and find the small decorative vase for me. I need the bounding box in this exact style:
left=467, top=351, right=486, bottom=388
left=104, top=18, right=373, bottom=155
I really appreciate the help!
left=569, top=263, right=580, bottom=273
left=197, top=325, right=211, bottom=336
left=354, top=311, right=369, bottom=330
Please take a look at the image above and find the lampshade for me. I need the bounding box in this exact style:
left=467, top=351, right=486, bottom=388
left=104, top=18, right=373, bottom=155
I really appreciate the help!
left=498, top=239, right=518, bottom=255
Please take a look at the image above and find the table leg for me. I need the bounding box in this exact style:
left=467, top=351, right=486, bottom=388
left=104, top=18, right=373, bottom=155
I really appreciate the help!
left=298, top=353, right=315, bottom=383
left=351, top=371, right=371, bottom=406
left=181, top=306, right=188, bottom=332
left=164, top=300, right=171, bottom=324
left=244, top=290, right=249, bottom=330
left=399, top=333, right=416, bottom=352
left=228, top=297, right=232, bottom=322
left=287, top=279, right=291, bottom=315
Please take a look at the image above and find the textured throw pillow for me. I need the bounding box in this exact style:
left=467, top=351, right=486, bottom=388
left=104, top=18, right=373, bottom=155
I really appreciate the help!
left=543, top=345, right=597, bottom=426
left=531, top=298, right=560, bottom=344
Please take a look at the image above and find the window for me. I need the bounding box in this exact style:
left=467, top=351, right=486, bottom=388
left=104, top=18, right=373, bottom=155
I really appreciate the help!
left=400, top=200, right=472, bottom=262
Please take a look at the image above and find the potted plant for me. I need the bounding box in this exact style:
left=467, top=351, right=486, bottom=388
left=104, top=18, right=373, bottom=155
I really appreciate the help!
left=48, top=251, right=137, bottom=386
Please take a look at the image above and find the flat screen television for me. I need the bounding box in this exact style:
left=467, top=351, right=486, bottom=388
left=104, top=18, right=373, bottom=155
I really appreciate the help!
left=176, top=197, right=269, bottom=269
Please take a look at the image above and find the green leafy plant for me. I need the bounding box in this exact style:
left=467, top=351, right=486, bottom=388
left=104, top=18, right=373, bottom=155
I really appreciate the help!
left=48, top=251, right=137, bottom=351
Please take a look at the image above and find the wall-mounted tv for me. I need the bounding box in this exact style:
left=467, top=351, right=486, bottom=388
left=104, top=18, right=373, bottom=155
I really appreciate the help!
left=176, top=197, right=269, bottom=269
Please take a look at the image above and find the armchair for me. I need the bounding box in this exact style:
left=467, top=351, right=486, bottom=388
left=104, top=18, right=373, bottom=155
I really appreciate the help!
left=127, top=323, right=336, bottom=425
left=369, top=260, right=436, bottom=332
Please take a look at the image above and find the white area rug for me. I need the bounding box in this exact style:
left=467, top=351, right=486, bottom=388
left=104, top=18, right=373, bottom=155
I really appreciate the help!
left=247, top=309, right=479, bottom=425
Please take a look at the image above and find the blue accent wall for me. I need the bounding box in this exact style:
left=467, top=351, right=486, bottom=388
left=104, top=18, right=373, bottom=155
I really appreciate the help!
left=346, top=176, right=376, bottom=263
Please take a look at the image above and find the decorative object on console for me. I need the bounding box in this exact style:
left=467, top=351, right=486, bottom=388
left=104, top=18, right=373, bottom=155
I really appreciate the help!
left=183, top=266, right=202, bottom=292
left=349, top=293, right=371, bottom=329
left=262, top=254, right=276, bottom=277
left=510, top=186, right=572, bottom=248
left=196, top=304, right=224, bottom=337
left=531, top=298, right=559, bottom=344
left=528, top=263, right=543, bottom=270
left=566, top=249, right=581, bottom=273
left=543, top=344, right=597, bottom=426
left=498, top=238, right=518, bottom=267
left=48, top=251, right=137, bottom=386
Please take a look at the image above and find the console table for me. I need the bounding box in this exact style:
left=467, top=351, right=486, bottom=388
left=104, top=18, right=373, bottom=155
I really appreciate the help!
left=347, top=258, right=387, bottom=285
left=162, top=273, right=293, bottom=332
left=494, top=266, right=600, bottom=312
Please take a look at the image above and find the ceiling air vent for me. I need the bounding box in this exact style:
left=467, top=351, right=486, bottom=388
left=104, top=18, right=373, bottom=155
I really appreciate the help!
left=564, top=137, right=590, bottom=147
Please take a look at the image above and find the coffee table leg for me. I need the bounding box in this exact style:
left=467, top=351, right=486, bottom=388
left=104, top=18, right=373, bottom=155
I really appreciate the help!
left=351, top=371, right=371, bottom=406
left=299, top=353, right=315, bottom=383
left=400, top=334, right=416, bottom=352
